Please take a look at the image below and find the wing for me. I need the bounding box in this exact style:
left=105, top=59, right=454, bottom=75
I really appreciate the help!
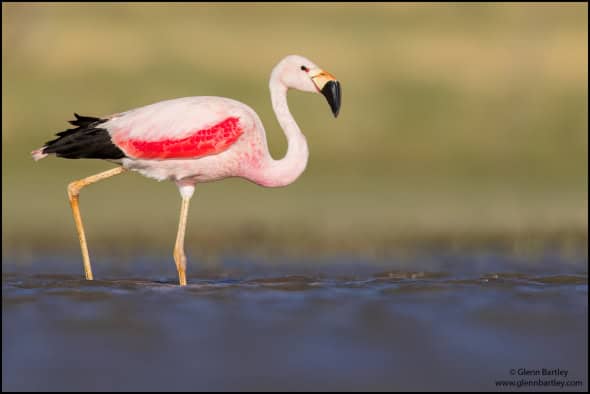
left=103, top=97, right=248, bottom=160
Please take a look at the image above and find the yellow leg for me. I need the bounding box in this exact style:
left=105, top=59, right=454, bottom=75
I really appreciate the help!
left=173, top=196, right=191, bottom=286
left=67, top=166, right=126, bottom=280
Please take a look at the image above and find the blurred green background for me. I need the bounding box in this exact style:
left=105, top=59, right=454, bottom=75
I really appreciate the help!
left=2, top=3, right=588, bottom=257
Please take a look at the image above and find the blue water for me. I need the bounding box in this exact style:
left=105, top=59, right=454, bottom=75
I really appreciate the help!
left=2, top=250, right=588, bottom=391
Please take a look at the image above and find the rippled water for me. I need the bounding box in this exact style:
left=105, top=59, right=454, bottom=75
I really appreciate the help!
left=2, top=251, right=588, bottom=391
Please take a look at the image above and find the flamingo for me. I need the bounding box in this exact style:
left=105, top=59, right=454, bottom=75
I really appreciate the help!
left=31, top=55, right=341, bottom=286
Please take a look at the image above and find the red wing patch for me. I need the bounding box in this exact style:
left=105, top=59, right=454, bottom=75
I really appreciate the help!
left=114, top=117, right=243, bottom=159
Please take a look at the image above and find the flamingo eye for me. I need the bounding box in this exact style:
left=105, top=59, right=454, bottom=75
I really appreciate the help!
left=301, top=65, right=309, bottom=72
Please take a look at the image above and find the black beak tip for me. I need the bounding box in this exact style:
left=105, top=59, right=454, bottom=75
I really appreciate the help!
left=321, top=80, right=341, bottom=118
left=333, top=106, right=340, bottom=118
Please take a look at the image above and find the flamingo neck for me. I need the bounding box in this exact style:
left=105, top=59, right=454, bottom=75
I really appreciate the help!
left=255, top=74, right=309, bottom=188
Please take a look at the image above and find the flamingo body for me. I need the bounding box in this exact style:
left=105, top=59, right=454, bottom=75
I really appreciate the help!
left=102, top=96, right=267, bottom=184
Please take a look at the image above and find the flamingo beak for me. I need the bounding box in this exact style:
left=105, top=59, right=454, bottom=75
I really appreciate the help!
left=311, top=70, right=341, bottom=118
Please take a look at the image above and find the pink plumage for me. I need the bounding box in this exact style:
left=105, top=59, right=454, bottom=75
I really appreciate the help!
left=112, top=116, right=243, bottom=160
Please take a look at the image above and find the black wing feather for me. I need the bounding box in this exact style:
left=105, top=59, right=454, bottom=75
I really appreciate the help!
left=41, top=114, right=126, bottom=160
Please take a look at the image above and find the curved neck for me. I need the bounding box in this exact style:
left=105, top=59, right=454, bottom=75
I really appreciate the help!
left=256, top=74, right=309, bottom=188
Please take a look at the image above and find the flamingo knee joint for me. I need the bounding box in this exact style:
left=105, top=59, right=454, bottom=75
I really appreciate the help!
left=67, top=181, right=82, bottom=200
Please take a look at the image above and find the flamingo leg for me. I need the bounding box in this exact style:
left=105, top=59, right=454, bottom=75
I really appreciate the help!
left=67, top=166, right=126, bottom=280
left=173, top=195, right=191, bottom=286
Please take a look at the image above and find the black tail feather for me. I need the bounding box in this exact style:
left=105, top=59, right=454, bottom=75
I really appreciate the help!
left=41, top=113, right=126, bottom=160
left=66, top=113, right=102, bottom=128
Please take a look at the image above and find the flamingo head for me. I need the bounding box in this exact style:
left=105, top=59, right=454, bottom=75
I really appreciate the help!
left=273, top=55, right=341, bottom=118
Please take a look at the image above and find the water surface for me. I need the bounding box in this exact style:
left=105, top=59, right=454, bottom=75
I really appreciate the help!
left=3, top=251, right=588, bottom=391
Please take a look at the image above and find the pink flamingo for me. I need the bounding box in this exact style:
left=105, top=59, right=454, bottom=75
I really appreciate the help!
left=31, top=55, right=341, bottom=286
